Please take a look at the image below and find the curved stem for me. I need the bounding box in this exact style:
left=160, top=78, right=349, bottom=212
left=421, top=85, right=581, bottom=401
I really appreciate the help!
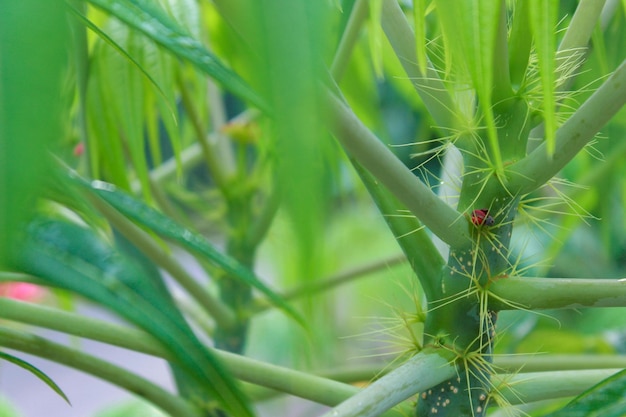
left=489, top=277, right=626, bottom=310
left=326, top=90, right=469, bottom=247
left=0, top=326, right=200, bottom=417
left=495, top=354, right=626, bottom=373
left=0, top=299, right=356, bottom=407
left=497, top=369, right=619, bottom=405
left=319, top=348, right=457, bottom=417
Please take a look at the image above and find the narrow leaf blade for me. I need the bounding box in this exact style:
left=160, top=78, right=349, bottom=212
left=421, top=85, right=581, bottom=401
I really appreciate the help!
left=81, top=178, right=305, bottom=327
left=0, top=351, right=71, bottom=405
left=529, top=0, right=558, bottom=156
left=85, top=0, right=267, bottom=111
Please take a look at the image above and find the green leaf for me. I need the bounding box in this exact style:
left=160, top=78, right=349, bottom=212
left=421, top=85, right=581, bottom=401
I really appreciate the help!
left=0, top=0, right=70, bottom=266
left=80, top=178, right=305, bottom=327
left=85, top=0, right=268, bottom=112
left=433, top=0, right=504, bottom=174
left=544, top=368, right=626, bottom=417
left=12, top=218, right=254, bottom=417
left=508, top=0, right=532, bottom=88
left=529, top=0, right=558, bottom=156
left=413, top=0, right=428, bottom=75
left=0, top=351, right=71, bottom=405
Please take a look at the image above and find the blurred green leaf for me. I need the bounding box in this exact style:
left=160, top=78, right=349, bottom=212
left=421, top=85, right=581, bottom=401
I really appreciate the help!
left=12, top=217, right=254, bottom=417
left=0, top=396, right=21, bottom=417
left=544, top=368, right=626, bottom=417
left=0, top=351, right=70, bottom=405
left=94, top=399, right=167, bottom=417
left=86, top=0, right=267, bottom=111
left=508, top=0, right=532, bottom=88
left=529, top=0, right=558, bottom=156
left=0, top=1, right=70, bottom=266
left=80, top=178, right=305, bottom=327
left=412, top=0, right=428, bottom=76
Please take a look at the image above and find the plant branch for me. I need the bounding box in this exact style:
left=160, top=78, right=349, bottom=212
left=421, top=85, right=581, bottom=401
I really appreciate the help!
left=272, top=254, right=406, bottom=307
left=0, top=326, right=200, bottom=417
left=319, top=348, right=457, bottom=417
left=509, top=58, right=626, bottom=194
left=331, top=0, right=368, bottom=81
left=495, top=354, right=626, bottom=373
left=496, top=369, right=619, bottom=405
left=380, top=0, right=458, bottom=129
left=326, top=90, right=470, bottom=247
left=489, top=277, right=626, bottom=310
left=0, top=299, right=357, bottom=408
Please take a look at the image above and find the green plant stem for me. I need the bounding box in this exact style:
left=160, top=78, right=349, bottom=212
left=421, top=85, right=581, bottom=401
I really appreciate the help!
left=380, top=0, right=458, bottom=129
left=86, top=192, right=238, bottom=330
left=0, top=326, right=200, bottom=417
left=0, top=299, right=356, bottom=407
left=489, top=277, right=626, bottom=310
left=326, top=90, right=469, bottom=248
left=559, top=0, right=607, bottom=54
left=509, top=58, right=626, bottom=194
left=496, top=369, right=619, bottom=405
left=263, top=253, right=407, bottom=308
left=177, top=74, right=233, bottom=192
left=354, top=161, right=444, bottom=300
left=331, top=0, right=368, bottom=81
left=495, top=355, right=626, bottom=373
left=319, top=348, right=457, bottom=417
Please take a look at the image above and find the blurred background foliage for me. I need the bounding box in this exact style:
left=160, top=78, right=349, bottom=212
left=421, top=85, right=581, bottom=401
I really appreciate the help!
left=1, top=0, right=626, bottom=415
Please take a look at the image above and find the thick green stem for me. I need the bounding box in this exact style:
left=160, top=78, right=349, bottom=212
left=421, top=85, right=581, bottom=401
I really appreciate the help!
left=509, top=58, right=626, bottom=194
left=0, top=326, right=200, bottom=417
left=319, top=348, right=457, bottom=417
left=495, top=354, right=626, bottom=373
left=326, top=91, right=469, bottom=247
left=496, top=369, right=620, bottom=405
left=355, top=162, right=444, bottom=300
left=489, top=277, right=626, bottom=310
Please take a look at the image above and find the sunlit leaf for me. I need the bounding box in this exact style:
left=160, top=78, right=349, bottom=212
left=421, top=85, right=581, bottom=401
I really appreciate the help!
left=508, top=0, right=532, bottom=88
left=0, top=351, right=71, bottom=404
left=529, top=0, right=558, bottom=156
left=86, top=0, right=267, bottom=111
left=0, top=1, right=69, bottom=266
left=433, top=0, right=504, bottom=173
left=413, top=0, right=428, bottom=75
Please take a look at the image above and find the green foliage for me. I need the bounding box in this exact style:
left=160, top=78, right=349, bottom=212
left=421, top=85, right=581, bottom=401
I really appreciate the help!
left=1, top=1, right=626, bottom=417
left=0, top=351, right=70, bottom=405
left=0, top=0, right=70, bottom=266
left=544, top=368, right=626, bottom=417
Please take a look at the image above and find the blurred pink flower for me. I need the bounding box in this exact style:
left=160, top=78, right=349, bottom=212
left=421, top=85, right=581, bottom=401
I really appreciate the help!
left=0, top=282, right=45, bottom=302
